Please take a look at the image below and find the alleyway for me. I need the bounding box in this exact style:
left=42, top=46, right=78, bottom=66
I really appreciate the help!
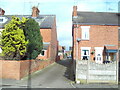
left=1, top=59, right=75, bottom=88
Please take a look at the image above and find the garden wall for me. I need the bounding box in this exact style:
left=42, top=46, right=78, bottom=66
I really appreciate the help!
left=0, top=60, right=54, bottom=80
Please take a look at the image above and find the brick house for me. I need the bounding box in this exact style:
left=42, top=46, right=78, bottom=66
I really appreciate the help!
left=72, top=6, right=119, bottom=64
left=0, top=7, right=58, bottom=61
left=58, top=45, right=65, bottom=60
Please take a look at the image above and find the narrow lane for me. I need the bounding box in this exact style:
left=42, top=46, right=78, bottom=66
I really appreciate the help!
left=18, top=59, right=74, bottom=88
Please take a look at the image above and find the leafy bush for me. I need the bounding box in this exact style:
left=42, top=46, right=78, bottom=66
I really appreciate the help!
left=1, top=16, right=28, bottom=60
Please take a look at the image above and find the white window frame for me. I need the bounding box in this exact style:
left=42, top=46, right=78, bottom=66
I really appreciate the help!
left=81, top=26, right=90, bottom=40
left=0, top=17, right=8, bottom=23
left=40, top=50, right=46, bottom=56
left=81, top=47, right=91, bottom=60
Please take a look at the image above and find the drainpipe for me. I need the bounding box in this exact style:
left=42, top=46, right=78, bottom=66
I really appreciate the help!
left=76, top=24, right=81, bottom=84
left=75, top=24, right=78, bottom=83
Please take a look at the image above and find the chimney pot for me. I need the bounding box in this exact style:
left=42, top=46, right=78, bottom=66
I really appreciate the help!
left=73, top=6, right=77, bottom=17
left=32, top=6, right=40, bottom=17
left=0, top=8, right=5, bottom=15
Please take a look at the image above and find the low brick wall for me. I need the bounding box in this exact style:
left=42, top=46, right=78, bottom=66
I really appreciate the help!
left=0, top=60, right=54, bottom=80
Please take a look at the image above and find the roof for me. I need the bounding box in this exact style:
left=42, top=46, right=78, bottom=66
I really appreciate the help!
left=105, top=45, right=118, bottom=50
left=0, top=15, right=55, bottom=29
left=72, top=11, right=119, bottom=25
left=106, top=46, right=117, bottom=50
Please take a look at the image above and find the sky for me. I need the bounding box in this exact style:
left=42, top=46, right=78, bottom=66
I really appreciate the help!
left=0, top=0, right=119, bottom=50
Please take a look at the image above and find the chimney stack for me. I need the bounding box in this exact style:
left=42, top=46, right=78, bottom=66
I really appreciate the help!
left=73, top=6, right=77, bottom=17
left=0, top=8, right=5, bottom=15
left=32, top=6, right=40, bottom=17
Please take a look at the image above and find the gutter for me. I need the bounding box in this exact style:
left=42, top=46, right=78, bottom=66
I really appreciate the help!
left=72, top=22, right=119, bottom=26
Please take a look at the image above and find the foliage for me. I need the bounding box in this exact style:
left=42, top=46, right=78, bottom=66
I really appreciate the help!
left=23, top=18, right=43, bottom=59
left=0, top=16, right=28, bottom=60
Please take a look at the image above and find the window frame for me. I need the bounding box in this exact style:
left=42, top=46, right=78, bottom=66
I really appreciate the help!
left=81, top=26, right=90, bottom=40
left=81, top=47, right=91, bottom=60
left=40, top=50, right=46, bottom=56
left=0, top=17, right=8, bottom=23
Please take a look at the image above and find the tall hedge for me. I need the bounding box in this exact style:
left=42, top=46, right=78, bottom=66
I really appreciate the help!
left=1, top=16, right=28, bottom=60
left=23, top=18, right=43, bottom=59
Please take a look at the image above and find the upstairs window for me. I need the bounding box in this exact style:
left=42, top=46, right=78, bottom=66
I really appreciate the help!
left=0, top=19, right=3, bottom=22
left=0, top=17, right=8, bottom=23
left=81, top=26, right=90, bottom=40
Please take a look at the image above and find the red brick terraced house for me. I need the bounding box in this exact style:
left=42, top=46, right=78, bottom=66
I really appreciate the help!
left=72, top=6, right=119, bottom=64
left=0, top=7, right=58, bottom=61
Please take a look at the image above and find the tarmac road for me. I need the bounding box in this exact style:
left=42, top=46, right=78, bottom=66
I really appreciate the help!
left=1, top=59, right=75, bottom=88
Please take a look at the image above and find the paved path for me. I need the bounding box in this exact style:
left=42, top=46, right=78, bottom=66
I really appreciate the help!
left=1, top=59, right=74, bottom=88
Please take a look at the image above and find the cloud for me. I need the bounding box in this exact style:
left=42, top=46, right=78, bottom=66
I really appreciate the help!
left=57, top=21, right=72, bottom=47
left=77, top=0, right=118, bottom=12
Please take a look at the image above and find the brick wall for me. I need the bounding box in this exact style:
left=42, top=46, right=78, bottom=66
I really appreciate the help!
left=39, top=17, right=58, bottom=61
left=0, top=60, right=20, bottom=80
left=73, top=25, right=118, bottom=60
left=50, top=17, right=58, bottom=61
left=40, top=29, right=51, bottom=42
left=0, top=60, right=54, bottom=80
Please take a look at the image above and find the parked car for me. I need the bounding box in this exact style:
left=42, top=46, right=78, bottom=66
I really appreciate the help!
left=103, top=60, right=112, bottom=64
left=67, top=55, right=72, bottom=59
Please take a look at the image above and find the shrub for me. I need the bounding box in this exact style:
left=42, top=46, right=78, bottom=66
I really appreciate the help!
left=23, top=18, right=43, bottom=59
left=1, top=16, right=28, bottom=60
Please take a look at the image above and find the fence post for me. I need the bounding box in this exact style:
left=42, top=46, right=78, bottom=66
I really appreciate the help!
left=87, top=60, right=89, bottom=83
left=116, top=59, right=119, bottom=84
left=116, top=51, right=119, bottom=84
left=75, top=59, right=78, bottom=83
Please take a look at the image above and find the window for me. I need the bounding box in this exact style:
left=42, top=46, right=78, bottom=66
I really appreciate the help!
left=81, top=47, right=91, bottom=60
left=41, top=50, right=45, bottom=56
left=40, top=50, right=46, bottom=56
left=81, top=26, right=90, bottom=40
left=0, top=17, right=8, bottom=23
left=0, top=19, right=3, bottom=22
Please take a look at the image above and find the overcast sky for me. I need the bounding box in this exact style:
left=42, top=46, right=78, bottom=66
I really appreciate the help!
left=0, top=0, right=119, bottom=50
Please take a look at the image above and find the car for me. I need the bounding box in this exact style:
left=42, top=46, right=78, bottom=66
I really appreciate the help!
left=103, top=60, right=112, bottom=64
left=67, top=56, right=72, bottom=59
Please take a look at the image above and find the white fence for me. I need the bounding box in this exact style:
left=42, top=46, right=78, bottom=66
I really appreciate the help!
left=76, top=60, right=118, bottom=84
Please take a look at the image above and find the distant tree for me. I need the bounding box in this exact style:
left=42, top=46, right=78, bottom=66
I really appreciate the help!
left=23, top=18, right=43, bottom=59
left=1, top=16, right=28, bottom=60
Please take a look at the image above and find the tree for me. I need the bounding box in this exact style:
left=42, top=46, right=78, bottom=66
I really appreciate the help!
left=1, top=16, right=28, bottom=60
left=23, top=18, right=43, bottom=59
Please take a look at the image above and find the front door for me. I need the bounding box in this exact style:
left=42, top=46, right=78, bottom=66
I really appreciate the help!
left=95, top=47, right=103, bottom=64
